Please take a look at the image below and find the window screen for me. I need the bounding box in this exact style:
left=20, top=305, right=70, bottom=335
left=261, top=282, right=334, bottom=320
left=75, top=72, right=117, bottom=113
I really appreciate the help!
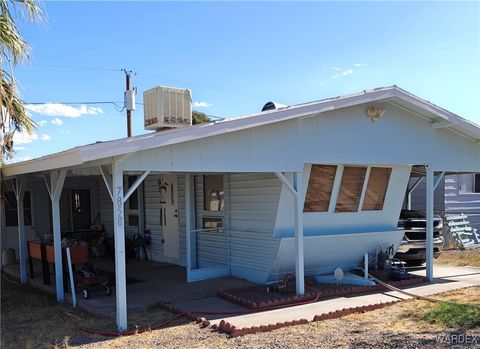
left=335, top=167, right=367, bottom=212
left=362, top=167, right=392, bottom=211
left=304, top=165, right=337, bottom=212
left=203, top=175, right=224, bottom=211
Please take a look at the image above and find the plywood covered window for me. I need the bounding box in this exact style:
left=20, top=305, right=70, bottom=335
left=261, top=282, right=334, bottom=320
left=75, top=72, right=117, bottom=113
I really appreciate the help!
left=304, top=165, right=337, bottom=212
left=335, top=167, right=367, bottom=212
left=362, top=167, right=392, bottom=211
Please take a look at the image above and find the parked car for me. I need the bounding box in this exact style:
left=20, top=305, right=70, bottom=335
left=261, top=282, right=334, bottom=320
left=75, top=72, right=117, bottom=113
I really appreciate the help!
left=395, top=209, right=444, bottom=266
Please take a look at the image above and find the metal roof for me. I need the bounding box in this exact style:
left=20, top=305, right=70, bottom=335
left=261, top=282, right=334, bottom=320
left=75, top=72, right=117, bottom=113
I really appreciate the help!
left=3, top=85, right=479, bottom=177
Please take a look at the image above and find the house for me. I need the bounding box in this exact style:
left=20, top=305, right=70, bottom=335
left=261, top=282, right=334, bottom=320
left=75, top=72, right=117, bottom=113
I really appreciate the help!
left=408, top=173, right=480, bottom=232
left=1, top=85, right=479, bottom=331
left=445, top=174, right=480, bottom=231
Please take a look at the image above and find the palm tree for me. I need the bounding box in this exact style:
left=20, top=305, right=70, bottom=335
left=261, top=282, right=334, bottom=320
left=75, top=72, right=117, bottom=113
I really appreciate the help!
left=0, top=0, right=44, bottom=162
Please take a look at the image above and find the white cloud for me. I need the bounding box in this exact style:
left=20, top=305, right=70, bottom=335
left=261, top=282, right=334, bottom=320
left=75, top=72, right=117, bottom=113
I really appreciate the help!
left=193, top=101, right=212, bottom=108
left=41, top=134, right=51, bottom=141
left=354, top=63, right=368, bottom=67
left=39, top=120, right=47, bottom=127
left=13, top=131, right=38, bottom=144
left=331, top=68, right=354, bottom=79
left=26, top=103, right=104, bottom=118
left=51, top=118, right=63, bottom=126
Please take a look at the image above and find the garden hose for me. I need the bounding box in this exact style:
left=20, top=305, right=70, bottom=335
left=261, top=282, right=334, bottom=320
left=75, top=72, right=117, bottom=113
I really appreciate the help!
left=366, top=271, right=480, bottom=309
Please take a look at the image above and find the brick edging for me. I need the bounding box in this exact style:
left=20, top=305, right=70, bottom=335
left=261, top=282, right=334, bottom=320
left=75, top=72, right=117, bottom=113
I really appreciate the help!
left=216, top=300, right=399, bottom=337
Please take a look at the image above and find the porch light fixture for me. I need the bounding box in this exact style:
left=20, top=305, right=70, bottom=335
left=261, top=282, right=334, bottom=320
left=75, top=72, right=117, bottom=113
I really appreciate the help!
left=366, top=106, right=386, bottom=122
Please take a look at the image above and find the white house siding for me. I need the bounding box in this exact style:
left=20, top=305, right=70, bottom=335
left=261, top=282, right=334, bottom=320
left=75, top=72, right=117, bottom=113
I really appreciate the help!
left=445, top=174, right=480, bottom=231
left=228, top=173, right=281, bottom=284
left=98, top=179, right=113, bottom=237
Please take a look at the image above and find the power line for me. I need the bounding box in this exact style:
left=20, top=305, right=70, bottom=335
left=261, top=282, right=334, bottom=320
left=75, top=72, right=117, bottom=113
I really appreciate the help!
left=25, top=101, right=224, bottom=120
left=30, top=63, right=121, bottom=72
left=28, top=63, right=288, bottom=103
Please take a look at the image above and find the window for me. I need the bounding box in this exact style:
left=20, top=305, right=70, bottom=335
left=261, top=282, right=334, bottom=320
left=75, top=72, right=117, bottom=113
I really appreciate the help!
left=127, top=176, right=139, bottom=209
left=203, top=175, right=224, bottom=211
left=70, top=189, right=92, bottom=230
left=459, top=174, right=480, bottom=194
left=202, top=217, right=223, bottom=229
left=335, top=167, right=367, bottom=212
left=4, top=191, right=32, bottom=227
left=304, top=165, right=337, bottom=212
left=362, top=167, right=392, bottom=211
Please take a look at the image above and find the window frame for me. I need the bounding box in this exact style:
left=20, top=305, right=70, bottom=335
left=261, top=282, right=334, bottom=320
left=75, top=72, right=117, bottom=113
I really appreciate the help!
left=201, top=175, right=225, bottom=230
left=335, top=166, right=368, bottom=213
left=474, top=174, right=480, bottom=194
left=361, top=167, right=392, bottom=211
left=126, top=175, right=140, bottom=227
left=303, top=165, right=337, bottom=213
left=202, top=175, right=224, bottom=213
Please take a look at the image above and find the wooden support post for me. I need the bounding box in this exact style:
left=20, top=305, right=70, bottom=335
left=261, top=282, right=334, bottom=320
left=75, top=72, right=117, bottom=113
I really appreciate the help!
left=426, top=166, right=434, bottom=282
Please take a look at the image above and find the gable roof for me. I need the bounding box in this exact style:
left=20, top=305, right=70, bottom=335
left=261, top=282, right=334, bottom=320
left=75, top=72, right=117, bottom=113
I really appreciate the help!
left=3, top=85, right=479, bottom=178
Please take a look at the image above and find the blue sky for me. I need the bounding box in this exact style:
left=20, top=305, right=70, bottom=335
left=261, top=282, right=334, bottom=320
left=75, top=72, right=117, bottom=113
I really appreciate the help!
left=11, top=1, right=480, bottom=162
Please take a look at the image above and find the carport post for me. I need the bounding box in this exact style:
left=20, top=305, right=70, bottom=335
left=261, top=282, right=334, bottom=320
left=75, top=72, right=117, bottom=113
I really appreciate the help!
left=425, top=166, right=434, bottom=281
left=113, top=159, right=128, bottom=331
left=13, top=177, right=27, bottom=283
left=46, top=170, right=67, bottom=302
left=293, top=172, right=305, bottom=295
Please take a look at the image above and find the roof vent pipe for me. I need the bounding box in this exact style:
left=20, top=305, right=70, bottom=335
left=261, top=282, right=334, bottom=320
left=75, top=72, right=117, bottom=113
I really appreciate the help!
left=261, top=101, right=286, bottom=112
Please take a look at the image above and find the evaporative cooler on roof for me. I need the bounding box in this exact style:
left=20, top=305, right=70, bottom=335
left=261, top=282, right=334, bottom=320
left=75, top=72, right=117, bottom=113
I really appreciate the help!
left=143, top=86, right=192, bottom=131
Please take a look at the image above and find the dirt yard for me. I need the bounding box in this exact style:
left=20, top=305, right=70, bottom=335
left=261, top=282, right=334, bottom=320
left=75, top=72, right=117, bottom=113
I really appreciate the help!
left=1, top=272, right=479, bottom=349
left=436, top=248, right=480, bottom=268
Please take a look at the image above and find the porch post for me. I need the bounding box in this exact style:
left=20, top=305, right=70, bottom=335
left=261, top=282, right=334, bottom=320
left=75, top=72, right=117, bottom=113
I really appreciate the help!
left=185, top=174, right=196, bottom=281
left=425, top=166, right=434, bottom=281
left=48, top=170, right=67, bottom=302
left=113, top=159, right=128, bottom=331
left=293, top=172, right=305, bottom=295
left=13, top=177, right=27, bottom=283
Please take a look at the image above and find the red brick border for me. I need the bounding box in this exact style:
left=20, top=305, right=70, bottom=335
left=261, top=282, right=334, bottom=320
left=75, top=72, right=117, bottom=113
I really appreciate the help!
left=216, top=300, right=399, bottom=337
left=218, top=275, right=425, bottom=310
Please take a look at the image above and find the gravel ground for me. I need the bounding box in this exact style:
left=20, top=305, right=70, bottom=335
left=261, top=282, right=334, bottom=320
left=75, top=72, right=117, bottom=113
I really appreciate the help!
left=76, top=289, right=480, bottom=349
left=2, top=274, right=479, bottom=349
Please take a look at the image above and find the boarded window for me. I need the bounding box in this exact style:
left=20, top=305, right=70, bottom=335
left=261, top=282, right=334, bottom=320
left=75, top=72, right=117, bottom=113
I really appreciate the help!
left=335, top=167, right=367, bottom=212
left=203, top=175, right=224, bottom=211
left=362, top=167, right=392, bottom=211
left=304, top=165, right=337, bottom=212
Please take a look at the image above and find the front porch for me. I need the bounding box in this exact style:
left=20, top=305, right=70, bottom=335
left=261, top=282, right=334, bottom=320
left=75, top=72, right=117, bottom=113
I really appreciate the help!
left=3, top=257, right=251, bottom=318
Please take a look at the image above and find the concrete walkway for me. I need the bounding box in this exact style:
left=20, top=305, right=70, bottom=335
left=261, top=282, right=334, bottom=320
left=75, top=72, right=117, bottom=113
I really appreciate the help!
left=208, top=265, right=480, bottom=328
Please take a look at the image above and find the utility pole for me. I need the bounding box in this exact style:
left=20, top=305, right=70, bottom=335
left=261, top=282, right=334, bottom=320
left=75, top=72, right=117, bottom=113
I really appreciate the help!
left=122, top=69, right=136, bottom=138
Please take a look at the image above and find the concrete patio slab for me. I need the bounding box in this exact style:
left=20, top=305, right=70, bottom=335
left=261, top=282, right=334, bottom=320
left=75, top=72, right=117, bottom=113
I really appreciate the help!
left=208, top=265, right=480, bottom=328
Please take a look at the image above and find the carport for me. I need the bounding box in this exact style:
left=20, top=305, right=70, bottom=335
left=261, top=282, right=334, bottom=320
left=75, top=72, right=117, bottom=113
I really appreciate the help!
left=1, top=86, right=479, bottom=332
